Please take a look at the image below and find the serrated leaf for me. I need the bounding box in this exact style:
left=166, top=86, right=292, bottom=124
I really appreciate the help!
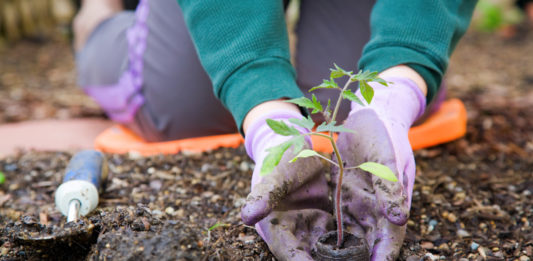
left=359, top=81, right=374, bottom=104
left=316, top=121, right=355, bottom=133
left=309, top=79, right=339, bottom=92
left=287, top=95, right=323, bottom=114
left=342, top=90, right=364, bottom=107
left=266, top=119, right=301, bottom=136
left=351, top=70, right=380, bottom=83
left=289, top=116, right=315, bottom=130
left=358, top=162, right=398, bottom=182
left=289, top=149, right=320, bottom=163
left=290, top=136, right=306, bottom=156
left=373, top=77, right=389, bottom=87
left=310, top=94, right=323, bottom=114
left=260, top=141, right=292, bottom=176
left=330, top=63, right=353, bottom=79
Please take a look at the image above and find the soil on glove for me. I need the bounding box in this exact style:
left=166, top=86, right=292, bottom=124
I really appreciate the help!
left=0, top=31, right=532, bottom=260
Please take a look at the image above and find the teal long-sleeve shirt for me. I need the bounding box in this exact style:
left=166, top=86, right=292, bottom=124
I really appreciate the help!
left=176, top=0, right=477, bottom=132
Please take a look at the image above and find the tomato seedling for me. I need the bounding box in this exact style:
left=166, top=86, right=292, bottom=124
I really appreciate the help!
left=261, top=64, right=397, bottom=248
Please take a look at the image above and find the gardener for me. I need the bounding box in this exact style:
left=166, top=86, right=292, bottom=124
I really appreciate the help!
left=74, top=0, right=477, bottom=259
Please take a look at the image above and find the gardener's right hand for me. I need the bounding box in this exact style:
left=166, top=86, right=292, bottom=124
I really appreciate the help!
left=241, top=110, right=333, bottom=260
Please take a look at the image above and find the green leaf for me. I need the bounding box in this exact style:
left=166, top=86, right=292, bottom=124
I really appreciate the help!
left=0, top=171, right=4, bottom=185
left=351, top=70, right=379, bottom=82
left=287, top=94, right=323, bottom=114
left=359, top=81, right=374, bottom=104
left=357, top=162, right=398, bottom=182
left=289, top=149, right=320, bottom=163
left=260, top=141, right=292, bottom=176
left=341, top=90, right=364, bottom=107
left=309, top=79, right=339, bottom=92
left=316, top=121, right=355, bottom=133
left=208, top=222, right=230, bottom=231
left=266, top=119, right=301, bottom=136
left=289, top=116, right=315, bottom=130
left=260, top=136, right=306, bottom=176
left=330, top=63, right=353, bottom=79
left=373, top=77, right=389, bottom=87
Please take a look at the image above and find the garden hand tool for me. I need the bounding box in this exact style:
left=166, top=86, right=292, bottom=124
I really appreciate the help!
left=16, top=150, right=107, bottom=246
left=55, top=150, right=108, bottom=222
left=240, top=111, right=332, bottom=260
left=333, top=77, right=425, bottom=260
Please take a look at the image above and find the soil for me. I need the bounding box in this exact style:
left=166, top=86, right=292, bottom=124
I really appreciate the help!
left=1, top=30, right=532, bottom=260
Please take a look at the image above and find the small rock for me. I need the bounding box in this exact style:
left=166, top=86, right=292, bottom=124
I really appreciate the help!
left=519, top=256, right=530, bottom=261
left=165, top=207, right=175, bottom=215
left=421, top=241, right=434, bottom=249
left=149, top=180, right=163, bottom=191
left=201, top=164, right=211, bottom=172
left=447, top=213, right=457, bottom=223
left=175, top=209, right=185, bottom=218
left=128, top=151, right=143, bottom=160
left=470, top=242, right=479, bottom=251
left=458, top=258, right=469, bottom=261
left=438, top=243, right=449, bottom=251
left=1, top=247, right=9, bottom=255
left=457, top=229, right=470, bottom=238
left=147, top=167, right=155, bottom=174
left=239, top=161, right=250, bottom=172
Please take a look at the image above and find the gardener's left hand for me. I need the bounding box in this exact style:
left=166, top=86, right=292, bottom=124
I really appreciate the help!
left=333, top=76, right=426, bottom=260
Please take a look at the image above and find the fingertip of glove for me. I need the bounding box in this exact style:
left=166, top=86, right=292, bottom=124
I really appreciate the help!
left=383, top=206, right=409, bottom=226
left=240, top=201, right=270, bottom=226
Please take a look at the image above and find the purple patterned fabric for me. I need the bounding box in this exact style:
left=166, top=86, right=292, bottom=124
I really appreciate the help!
left=84, top=0, right=150, bottom=123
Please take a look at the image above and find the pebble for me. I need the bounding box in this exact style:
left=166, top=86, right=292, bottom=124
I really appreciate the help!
left=470, top=242, right=479, bottom=251
left=457, top=229, right=470, bottom=238
left=165, top=207, right=175, bottom=215
left=421, top=241, right=434, bottom=249
left=239, top=161, right=251, bottom=172
left=201, top=164, right=211, bottom=172
left=520, top=256, right=530, bottom=261
left=149, top=180, right=162, bottom=191
left=447, top=213, right=457, bottom=223
left=128, top=151, right=143, bottom=160
left=458, top=258, right=469, bottom=261
left=1, top=247, right=8, bottom=255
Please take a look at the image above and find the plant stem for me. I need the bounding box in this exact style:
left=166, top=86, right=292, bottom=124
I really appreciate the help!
left=331, top=139, right=345, bottom=248
left=329, top=77, right=353, bottom=248
left=330, top=77, right=353, bottom=124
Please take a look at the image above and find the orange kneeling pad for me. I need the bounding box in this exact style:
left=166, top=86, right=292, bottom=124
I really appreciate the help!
left=95, top=99, right=467, bottom=156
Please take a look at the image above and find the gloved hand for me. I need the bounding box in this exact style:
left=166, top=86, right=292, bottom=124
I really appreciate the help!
left=333, top=77, right=426, bottom=260
left=241, top=110, right=332, bottom=260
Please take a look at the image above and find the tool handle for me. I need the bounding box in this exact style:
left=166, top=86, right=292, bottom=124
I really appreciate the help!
left=63, top=150, right=107, bottom=192
left=55, top=150, right=108, bottom=217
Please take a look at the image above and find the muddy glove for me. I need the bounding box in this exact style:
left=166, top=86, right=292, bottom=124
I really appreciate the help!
left=241, top=111, right=332, bottom=260
left=334, top=77, right=426, bottom=260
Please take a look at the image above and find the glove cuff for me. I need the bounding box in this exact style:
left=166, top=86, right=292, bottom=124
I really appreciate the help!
left=350, top=76, right=427, bottom=127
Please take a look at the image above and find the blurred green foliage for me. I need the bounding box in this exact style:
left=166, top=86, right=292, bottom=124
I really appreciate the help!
left=473, top=0, right=525, bottom=32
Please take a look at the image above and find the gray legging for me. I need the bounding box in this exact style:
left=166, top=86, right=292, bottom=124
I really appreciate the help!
left=76, top=0, right=374, bottom=142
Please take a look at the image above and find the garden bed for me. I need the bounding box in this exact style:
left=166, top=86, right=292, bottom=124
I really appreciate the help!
left=0, top=31, right=532, bottom=260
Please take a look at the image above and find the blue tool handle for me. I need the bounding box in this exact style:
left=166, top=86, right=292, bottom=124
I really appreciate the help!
left=63, top=150, right=107, bottom=192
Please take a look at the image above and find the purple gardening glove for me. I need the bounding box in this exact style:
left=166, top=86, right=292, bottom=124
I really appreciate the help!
left=333, top=77, right=426, bottom=260
left=241, top=110, right=333, bottom=260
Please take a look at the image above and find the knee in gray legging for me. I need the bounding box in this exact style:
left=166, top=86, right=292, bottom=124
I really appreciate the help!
left=296, top=0, right=375, bottom=123
left=76, top=12, right=134, bottom=87
left=76, top=0, right=236, bottom=142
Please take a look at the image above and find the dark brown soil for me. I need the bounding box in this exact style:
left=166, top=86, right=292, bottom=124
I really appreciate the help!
left=1, top=30, right=532, bottom=260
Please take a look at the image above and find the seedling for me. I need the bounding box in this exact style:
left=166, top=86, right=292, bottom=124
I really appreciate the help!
left=261, top=64, right=397, bottom=248
left=0, top=171, right=5, bottom=185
